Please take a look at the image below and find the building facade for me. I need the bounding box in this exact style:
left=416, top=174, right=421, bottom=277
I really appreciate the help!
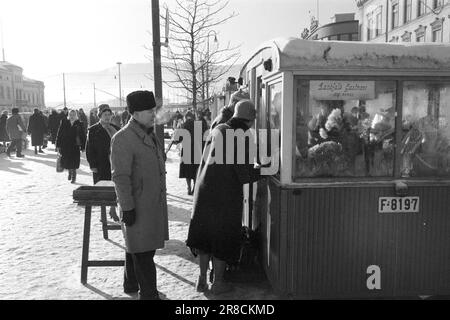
left=357, top=0, right=450, bottom=43
left=303, top=14, right=360, bottom=41
left=0, top=61, right=45, bottom=111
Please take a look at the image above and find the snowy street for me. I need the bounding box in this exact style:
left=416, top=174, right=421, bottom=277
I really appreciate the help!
left=0, top=140, right=278, bottom=300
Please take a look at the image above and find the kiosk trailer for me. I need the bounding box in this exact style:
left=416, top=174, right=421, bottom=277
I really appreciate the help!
left=240, top=38, right=450, bottom=299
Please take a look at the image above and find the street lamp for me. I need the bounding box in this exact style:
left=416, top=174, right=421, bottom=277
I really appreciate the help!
left=206, top=30, right=218, bottom=109
left=116, top=62, right=122, bottom=107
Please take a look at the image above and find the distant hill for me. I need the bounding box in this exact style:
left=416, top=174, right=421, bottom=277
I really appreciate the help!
left=45, top=62, right=242, bottom=110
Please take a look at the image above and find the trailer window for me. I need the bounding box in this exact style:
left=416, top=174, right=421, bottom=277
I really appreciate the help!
left=294, top=79, right=397, bottom=179
left=401, top=81, right=450, bottom=178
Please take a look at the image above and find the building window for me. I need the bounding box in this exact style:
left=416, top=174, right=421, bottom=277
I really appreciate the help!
left=433, top=0, right=444, bottom=9
left=418, top=0, right=427, bottom=17
left=0, top=86, right=4, bottom=99
left=329, top=35, right=338, bottom=41
left=417, top=35, right=425, bottom=42
left=340, top=34, right=351, bottom=41
left=375, top=7, right=383, bottom=36
left=367, top=13, right=374, bottom=40
left=415, top=25, right=427, bottom=42
left=431, top=18, right=444, bottom=42
left=6, top=87, right=10, bottom=99
left=404, top=0, right=412, bottom=23
left=392, top=1, right=399, bottom=29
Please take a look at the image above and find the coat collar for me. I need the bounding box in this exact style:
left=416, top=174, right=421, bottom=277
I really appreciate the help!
left=128, top=119, right=158, bottom=149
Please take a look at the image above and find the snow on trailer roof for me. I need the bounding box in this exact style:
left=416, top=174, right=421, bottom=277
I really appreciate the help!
left=245, top=37, right=450, bottom=72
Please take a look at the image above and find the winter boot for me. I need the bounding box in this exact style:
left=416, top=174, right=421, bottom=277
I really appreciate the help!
left=38, top=147, right=44, bottom=153
left=68, top=170, right=72, bottom=181
left=71, top=170, right=77, bottom=184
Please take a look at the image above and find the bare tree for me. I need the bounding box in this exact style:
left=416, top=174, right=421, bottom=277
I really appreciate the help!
left=156, top=0, right=240, bottom=110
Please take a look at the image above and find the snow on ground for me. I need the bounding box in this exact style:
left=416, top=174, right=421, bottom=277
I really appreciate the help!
left=0, top=140, right=279, bottom=300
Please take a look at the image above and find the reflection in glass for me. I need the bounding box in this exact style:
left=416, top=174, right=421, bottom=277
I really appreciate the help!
left=401, top=82, right=450, bottom=177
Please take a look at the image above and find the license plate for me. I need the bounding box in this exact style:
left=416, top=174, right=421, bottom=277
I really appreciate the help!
left=378, top=197, right=420, bottom=213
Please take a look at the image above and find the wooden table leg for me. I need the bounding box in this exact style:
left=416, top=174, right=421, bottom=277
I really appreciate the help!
left=81, top=205, right=92, bottom=284
left=100, top=206, right=109, bottom=240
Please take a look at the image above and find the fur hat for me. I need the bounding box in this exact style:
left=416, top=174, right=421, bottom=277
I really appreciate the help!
left=232, top=100, right=256, bottom=121
left=127, top=91, right=156, bottom=114
left=97, top=104, right=112, bottom=117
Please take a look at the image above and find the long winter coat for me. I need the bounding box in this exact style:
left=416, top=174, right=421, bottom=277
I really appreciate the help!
left=6, top=114, right=26, bottom=140
left=111, top=119, right=169, bottom=254
left=186, top=118, right=262, bottom=263
left=0, top=114, right=9, bottom=141
left=56, top=119, right=86, bottom=169
left=27, top=113, right=47, bottom=146
left=47, top=111, right=61, bottom=144
left=78, top=112, right=89, bottom=136
left=86, top=122, right=120, bottom=181
left=175, top=118, right=207, bottom=180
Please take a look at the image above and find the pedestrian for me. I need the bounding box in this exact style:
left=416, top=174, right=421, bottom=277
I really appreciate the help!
left=40, top=111, right=49, bottom=149
left=121, top=109, right=131, bottom=127
left=78, top=108, right=89, bottom=136
left=0, top=110, right=9, bottom=147
left=47, top=109, right=60, bottom=145
left=111, top=111, right=122, bottom=128
left=56, top=109, right=86, bottom=183
left=6, top=108, right=27, bottom=158
left=172, top=111, right=200, bottom=195
left=111, top=90, right=169, bottom=300
left=186, top=100, right=264, bottom=295
left=27, top=108, right=48, bottom=154
left=210, top=89, right=250, bottom=130
left=89, top=109, right=99, bottom=126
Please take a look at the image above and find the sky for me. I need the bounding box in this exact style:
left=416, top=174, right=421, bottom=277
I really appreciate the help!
left=0, top=0, right=357, bottom=103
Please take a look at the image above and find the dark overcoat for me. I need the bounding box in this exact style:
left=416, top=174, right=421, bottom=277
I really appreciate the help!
left=27, top=113, right=47, bottom=146
left=111, top=119, right=169, bottom=254
left=86, top=122, right=120, bottom=182
left=176, top=119, right=207, bottom=180
left=186, top=119, right=262, bottom=263
left=0, top=114, right=9, bottom=141
left=6, top=114, right=26, bottom=140
left=56, top=119, right=86, bottom=169
left=47, top=112, right=61, bottom=144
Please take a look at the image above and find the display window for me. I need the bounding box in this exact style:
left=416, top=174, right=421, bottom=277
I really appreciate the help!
left=401, top=81, right=450, bottom=178
left=294, top=79, right=397, bottom=179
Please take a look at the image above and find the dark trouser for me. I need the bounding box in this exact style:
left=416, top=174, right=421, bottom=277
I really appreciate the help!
left=93, top=170, right=111, bottom=185
left=124, top=251, right=158, bottom=300
left=7, top=139, right=22, bottom=155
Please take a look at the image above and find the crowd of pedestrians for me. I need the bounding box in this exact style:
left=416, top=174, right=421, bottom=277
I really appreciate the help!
left=1, top=85, right=271, bottom=300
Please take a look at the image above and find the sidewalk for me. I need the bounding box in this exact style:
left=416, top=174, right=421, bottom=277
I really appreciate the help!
left=0, top=142, right=279, bottom=300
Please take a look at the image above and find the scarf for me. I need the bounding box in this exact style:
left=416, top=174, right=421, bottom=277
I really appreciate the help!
left=101, top=122, right=118, bottom=139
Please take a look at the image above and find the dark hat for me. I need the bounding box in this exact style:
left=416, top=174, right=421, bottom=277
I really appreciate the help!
left=126, top=91, right=156, bottom=114
left=98, top=104, right=112, bottom=117
left=232, top=100, right=256, bottom=121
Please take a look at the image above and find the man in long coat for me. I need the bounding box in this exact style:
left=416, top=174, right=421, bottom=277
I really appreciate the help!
left=210, top=89, right=250, bottom=130
left=27, top=108, right=47, bottom=154
left=111, top=90, right=169, bottom=300
left=187, top=100, right=264, bottom=295
left=47, top=110, right=60, bottom=145
left=6, top=108, right=26, bottom=158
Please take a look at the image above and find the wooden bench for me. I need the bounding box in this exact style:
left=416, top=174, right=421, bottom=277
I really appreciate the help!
left=73, top=181, right=124, bottom=284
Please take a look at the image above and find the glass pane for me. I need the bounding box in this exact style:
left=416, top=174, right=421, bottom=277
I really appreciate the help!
left=269, top=82, right=282, bottom=130
left=401, top=81, right=450, bottom=178
left=294, top=80, right=397, bottom=179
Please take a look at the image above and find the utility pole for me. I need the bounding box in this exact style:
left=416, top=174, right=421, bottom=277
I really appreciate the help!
left=152, top=0, right=164, bottom=148
left=93, top=83, right=97, bottom=108
left=117, top=62, right=122, bottom=107
left=63, top=73, right=67, bottom=108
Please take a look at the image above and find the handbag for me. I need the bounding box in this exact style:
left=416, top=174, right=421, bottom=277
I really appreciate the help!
left=56, top=154, right=64, bottom=173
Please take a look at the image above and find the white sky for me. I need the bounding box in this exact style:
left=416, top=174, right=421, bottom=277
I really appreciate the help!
left=0, top=0, right=357, bottom=103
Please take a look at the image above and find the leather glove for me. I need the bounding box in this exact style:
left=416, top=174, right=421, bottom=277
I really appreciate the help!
left=121, top=209, right=136, bottom=227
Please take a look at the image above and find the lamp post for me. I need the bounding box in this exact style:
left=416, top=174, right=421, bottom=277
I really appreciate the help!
left=206, top=30, right=218, bottom=109
left=116, top=62, right=122, bottom=107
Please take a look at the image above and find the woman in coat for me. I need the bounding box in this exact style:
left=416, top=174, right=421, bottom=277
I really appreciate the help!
left=47, top=110, right=60, bottom=145
left=86, top=104, right=120, bottom=184
left=0, top=111, right=9, bottom=147
left=27, top=108, right=48, bottom=154
left=173, top=111, right=205, bottom=195
left=56, top=109, right=86, bottom=183
left=186, top=100, right=264, bottom=295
